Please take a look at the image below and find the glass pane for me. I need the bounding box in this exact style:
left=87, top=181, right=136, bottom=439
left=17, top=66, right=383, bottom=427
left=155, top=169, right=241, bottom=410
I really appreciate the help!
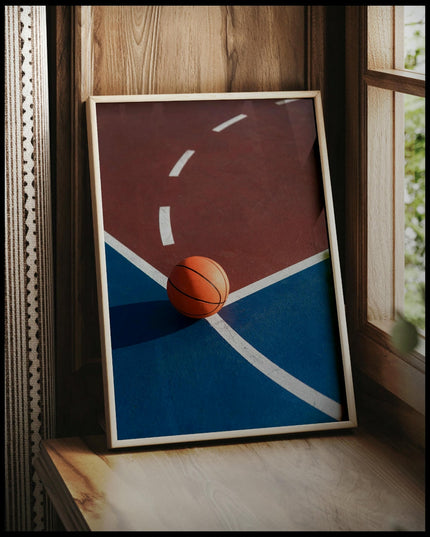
left=404, top=93, right=425, bottom=332
left=404, top=5, right=425, bottom=74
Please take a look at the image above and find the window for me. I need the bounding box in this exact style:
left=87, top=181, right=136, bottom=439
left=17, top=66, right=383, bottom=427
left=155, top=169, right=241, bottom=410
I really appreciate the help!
left=366, top=6, right=425, bottom=353
left=345, top=6, right=425, bottom=415
left=404, top=5, right=425, bottom=74
left=403, top=7, right=425, bottom=335
left=404, top=93, right=425, bottom=334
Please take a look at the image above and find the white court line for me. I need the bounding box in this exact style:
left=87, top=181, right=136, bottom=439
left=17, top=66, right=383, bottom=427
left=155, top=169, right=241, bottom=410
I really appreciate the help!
left=276, top=99, right=299, bottom=105
left=159, top=206, right=175, bottom=246
left=105, top=232, right=168, bottom=288
left=213, top=114, right=247, bottom=132
left=103, top=233, right=341, bottom=420
left=226, top=250, right=330, bottom=305
left=206, top=315, right=342, bottom=420
left=169, top=149, right=195, bottom=177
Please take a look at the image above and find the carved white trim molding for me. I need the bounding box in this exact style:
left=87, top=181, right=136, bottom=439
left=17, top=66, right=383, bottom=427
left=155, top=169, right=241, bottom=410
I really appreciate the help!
left=4, top=5, right=55, bottom=531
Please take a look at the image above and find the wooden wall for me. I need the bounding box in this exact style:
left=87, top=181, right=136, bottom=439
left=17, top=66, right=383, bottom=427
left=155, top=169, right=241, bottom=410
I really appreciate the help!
left=47, top=5, right=340, bottom=437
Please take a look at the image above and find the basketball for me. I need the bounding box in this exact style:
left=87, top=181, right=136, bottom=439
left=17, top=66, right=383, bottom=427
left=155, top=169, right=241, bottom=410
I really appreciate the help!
left=167, top=256, right=230, bottom=318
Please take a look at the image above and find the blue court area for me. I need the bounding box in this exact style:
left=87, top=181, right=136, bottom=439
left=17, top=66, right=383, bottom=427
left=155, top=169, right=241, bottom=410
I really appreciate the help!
left=106, top=244, right=346, bottom=441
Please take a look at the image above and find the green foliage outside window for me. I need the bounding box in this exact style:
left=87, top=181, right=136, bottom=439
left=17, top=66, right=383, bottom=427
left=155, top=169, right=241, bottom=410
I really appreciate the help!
left=403, top=8, right=425, bottom=333
left=404, top=94, right=425, bottom=331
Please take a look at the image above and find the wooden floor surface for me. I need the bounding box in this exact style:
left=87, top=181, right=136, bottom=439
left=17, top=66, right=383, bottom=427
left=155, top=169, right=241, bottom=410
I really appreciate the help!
left=35, top=426, right=425, bottom=532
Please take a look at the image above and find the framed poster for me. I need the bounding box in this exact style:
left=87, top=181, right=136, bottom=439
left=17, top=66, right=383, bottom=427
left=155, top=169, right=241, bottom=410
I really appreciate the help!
left=86, top=91, right=357, bottom=449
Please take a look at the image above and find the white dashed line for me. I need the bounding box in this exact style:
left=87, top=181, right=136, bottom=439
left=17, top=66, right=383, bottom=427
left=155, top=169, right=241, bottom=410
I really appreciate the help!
left=213, top=114, right=247, bottom=132
left=158, top=206, right=175, bottom=246
left=169, top=150, right=195, bottom=177
left=276, top=99, right=299, bottom=105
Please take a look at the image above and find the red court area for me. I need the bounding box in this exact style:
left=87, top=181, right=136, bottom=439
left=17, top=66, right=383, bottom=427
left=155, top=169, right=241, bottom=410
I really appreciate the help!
left=96, top=98, right=329, bottom=292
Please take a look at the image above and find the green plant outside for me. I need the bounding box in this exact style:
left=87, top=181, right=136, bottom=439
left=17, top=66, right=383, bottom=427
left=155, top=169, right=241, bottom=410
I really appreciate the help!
left=403, top=12, right=425, bottom=332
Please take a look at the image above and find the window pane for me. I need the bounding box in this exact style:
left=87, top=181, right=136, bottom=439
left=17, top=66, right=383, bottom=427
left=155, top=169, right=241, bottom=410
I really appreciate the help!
left=404, top=93, right=425, bottom=332
left=404, top=5, right=425, bottom=74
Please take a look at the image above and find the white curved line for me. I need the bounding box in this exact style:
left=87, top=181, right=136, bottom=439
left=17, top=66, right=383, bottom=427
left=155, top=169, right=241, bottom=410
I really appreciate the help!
left=226, top=250, right=330, bottom=306
left=103, top=233, right=341, bottom=420
left=206, top=314, right=342, bottom=421
left=213, top=114, right=247, bottom=132
left=105, top=232, right=168, bottom=288
left=169, top=149, right=195, bottom=177
left=159, top=206, right=175, bottom=245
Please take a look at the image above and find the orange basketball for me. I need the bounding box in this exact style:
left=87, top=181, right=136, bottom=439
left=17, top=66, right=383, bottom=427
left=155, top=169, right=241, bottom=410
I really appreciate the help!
left=167, top=256, right=230, bottom=318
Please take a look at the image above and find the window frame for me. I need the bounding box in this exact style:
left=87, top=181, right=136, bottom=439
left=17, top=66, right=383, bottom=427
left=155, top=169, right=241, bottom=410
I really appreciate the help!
left=345, top=6, right=425, bottom=415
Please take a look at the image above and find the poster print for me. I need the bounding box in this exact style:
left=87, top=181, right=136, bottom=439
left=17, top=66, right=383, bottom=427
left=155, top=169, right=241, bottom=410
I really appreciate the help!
left=86, top=91, right=357, bottom=448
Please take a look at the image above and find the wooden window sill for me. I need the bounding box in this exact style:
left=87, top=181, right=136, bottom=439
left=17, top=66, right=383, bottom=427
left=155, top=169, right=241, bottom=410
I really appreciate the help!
left=35, top=429, right=425, bottom=531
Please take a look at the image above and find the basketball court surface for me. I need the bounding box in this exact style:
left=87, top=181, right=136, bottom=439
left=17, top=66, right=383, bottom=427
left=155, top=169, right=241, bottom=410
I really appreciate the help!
left=93, top=96, right=349, bottom=444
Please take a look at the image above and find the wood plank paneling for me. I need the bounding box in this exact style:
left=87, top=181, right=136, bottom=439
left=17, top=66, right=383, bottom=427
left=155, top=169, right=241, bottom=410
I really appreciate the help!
left=84, top=6, right=306, bottom=96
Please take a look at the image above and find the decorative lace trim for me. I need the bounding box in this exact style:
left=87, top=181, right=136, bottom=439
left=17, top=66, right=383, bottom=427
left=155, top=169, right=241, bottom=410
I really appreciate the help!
left=4, top=5, right=55, bottom=531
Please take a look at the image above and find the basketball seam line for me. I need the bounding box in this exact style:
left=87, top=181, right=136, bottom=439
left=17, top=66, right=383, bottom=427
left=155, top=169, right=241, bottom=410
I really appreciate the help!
left=204, top=258, right=229, bottom=302
left=167, top=278, right=225, bottom=305
left=174, top=264, right=223, bottom=303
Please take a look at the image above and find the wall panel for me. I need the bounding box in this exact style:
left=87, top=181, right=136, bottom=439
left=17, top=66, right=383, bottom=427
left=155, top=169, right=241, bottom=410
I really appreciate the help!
left=84, top=6, right=306, bottom=96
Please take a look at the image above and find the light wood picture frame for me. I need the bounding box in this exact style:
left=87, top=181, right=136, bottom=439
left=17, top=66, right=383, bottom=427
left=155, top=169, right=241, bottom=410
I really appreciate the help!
left=86, top=91, right=357, bottom=449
